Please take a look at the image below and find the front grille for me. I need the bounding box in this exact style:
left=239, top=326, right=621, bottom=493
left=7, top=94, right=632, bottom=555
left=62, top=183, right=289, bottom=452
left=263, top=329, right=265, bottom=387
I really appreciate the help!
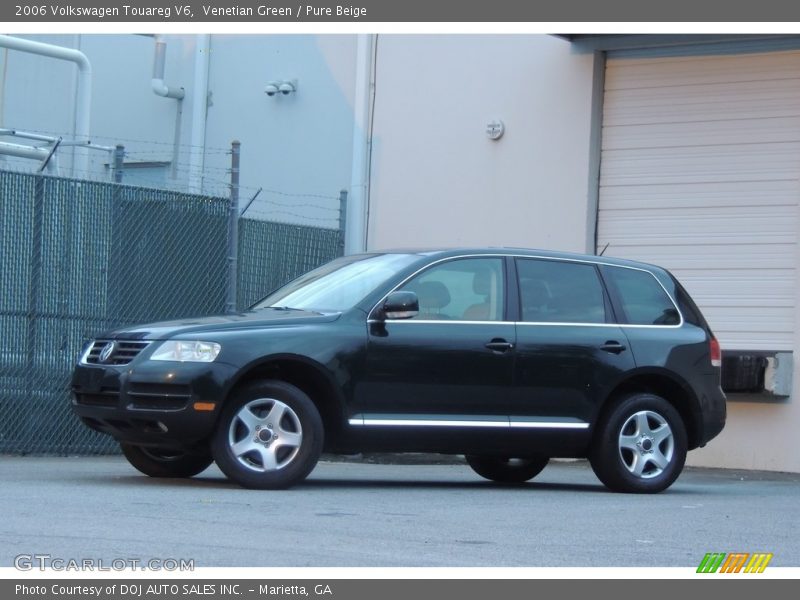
left=127, top=383, right=192, bottom=411
left=74, top=387, right=120, bottom=408
left=83, top=340, right=151, bottom=366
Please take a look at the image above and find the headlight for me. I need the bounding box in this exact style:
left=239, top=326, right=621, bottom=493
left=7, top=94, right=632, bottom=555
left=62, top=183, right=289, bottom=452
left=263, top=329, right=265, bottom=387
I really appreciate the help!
left=150, top=341, right=221, bottom=363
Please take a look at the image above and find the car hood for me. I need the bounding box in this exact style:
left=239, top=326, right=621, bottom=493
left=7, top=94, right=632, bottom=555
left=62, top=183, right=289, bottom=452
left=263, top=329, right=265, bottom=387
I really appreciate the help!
left=102, top=309, right=342, bottom=340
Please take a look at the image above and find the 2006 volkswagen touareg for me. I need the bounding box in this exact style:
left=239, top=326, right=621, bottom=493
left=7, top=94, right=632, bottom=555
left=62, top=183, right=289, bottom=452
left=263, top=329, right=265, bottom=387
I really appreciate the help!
left=72, top=248, right=726, bottom=493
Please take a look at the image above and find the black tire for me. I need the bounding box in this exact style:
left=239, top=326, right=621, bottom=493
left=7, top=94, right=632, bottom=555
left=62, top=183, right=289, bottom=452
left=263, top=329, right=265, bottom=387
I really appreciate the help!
left=589, top=393, right=688, bottom=493
left=120, top=443, right=213, bottom=478
left=465, top=455, right=549, bottom=483
left=212, top=380, right=323, bottom=490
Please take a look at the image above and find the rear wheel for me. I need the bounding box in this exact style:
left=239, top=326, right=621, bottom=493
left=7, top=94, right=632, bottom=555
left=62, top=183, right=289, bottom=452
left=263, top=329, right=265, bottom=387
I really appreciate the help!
left=465, top=455, right=549, bottom=483
left=212, top=380, right=323, bottom=490
left=120, top=443, right=213, bottom=478
left=589, top=393, right=687, bottom=493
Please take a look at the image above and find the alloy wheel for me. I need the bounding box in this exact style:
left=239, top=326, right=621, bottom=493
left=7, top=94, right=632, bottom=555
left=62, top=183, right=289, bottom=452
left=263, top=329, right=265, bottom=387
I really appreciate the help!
left=227, top=398, right=303, bottom=472
left=618, top=410, right=674, bottom=479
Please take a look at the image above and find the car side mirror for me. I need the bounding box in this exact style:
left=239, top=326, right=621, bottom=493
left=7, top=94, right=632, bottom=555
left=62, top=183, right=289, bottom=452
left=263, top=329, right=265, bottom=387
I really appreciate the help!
left=382, top=291, right=419, bottom=320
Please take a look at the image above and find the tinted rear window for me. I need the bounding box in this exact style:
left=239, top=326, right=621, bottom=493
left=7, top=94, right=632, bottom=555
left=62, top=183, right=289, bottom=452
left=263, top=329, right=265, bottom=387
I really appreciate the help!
left=603, top=266, right=680, bottom=326
left=516, top=259, right=606, bottom=324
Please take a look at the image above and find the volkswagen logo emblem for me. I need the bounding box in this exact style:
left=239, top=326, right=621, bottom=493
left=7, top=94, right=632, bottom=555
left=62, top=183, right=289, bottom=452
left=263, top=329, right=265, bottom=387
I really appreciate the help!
left=98, top=341, right=116, bottom=363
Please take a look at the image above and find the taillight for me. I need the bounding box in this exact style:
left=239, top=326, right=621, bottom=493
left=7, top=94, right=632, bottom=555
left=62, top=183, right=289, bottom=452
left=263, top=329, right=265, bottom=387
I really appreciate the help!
left=710, top=336, right=721, bottom=368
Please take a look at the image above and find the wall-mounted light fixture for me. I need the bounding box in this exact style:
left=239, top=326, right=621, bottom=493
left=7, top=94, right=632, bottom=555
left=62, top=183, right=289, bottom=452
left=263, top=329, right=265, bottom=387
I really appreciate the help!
left=265, top=79, right=298, bottom=97
left=486, top=118, right=505, bottom=141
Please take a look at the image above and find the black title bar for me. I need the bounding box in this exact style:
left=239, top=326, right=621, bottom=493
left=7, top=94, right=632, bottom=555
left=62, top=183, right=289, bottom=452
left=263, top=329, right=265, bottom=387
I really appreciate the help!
left=4, top=579, right=796, bottom=600
left=5, top=0, right=800, bottom=22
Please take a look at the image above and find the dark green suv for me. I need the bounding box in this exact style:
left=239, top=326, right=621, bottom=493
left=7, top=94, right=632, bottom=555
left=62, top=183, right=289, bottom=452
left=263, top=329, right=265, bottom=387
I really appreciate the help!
left=72, top=249, right=726, bottom=493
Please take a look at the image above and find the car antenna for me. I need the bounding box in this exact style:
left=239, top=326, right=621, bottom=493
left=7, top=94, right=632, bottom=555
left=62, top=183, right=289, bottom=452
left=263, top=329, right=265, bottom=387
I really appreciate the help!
left=599, top=242, right=610, bottom=256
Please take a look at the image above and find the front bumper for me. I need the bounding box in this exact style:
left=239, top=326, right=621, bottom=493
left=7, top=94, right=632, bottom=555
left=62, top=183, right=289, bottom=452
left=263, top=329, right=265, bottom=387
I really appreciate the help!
left=71, top=359, right=237, bottom=450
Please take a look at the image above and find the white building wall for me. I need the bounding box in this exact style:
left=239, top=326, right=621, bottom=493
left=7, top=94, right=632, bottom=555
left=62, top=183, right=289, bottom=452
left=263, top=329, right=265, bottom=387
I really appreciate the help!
left=367, top=35, right=596, bottom=252
left=201, top=35, right=357, bottom=226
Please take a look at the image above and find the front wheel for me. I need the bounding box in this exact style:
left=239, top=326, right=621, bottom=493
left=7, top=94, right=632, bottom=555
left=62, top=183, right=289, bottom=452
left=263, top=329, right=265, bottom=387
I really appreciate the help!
left=120, top=443, right=213, bottom=478
left=589, top=393, right=688, bottom=493
left=465, top=455, right=549, bottom=483
left=212, top=380, right=323, bottom=490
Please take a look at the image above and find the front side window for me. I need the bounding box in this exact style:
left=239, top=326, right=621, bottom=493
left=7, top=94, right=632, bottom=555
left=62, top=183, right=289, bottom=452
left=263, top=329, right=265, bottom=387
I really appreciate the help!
left=603, top=266, right=680, bottom=326
left=516, top=258, right=606, bottom=324
left=397, top=258, right=505, bottom=321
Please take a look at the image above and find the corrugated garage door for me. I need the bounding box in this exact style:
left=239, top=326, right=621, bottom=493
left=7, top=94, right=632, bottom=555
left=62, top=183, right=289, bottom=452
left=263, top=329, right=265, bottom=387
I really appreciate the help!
left=598, top=50, right=800, bottom=351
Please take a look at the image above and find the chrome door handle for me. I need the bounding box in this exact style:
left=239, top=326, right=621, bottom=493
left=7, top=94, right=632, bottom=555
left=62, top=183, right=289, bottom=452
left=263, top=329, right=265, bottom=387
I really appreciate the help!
left=600, top=341, right=627, bottom=354
left=485, top=339, right=514, bottom=352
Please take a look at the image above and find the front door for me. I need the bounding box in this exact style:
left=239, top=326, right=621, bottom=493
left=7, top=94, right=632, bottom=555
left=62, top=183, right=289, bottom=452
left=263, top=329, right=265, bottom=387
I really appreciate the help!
left=357, top=257, right=515, bottom=426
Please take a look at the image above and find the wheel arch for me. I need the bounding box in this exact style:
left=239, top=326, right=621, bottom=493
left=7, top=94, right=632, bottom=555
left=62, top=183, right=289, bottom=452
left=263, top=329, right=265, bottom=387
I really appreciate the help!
left=598, top=369, right=702, bottom=449
left=222, top=354, right=348, bottom=447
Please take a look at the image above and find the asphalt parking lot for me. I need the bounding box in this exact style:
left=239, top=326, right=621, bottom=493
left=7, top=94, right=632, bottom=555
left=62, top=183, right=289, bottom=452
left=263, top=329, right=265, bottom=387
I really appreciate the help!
left=1, top=456, right=798, bottom=568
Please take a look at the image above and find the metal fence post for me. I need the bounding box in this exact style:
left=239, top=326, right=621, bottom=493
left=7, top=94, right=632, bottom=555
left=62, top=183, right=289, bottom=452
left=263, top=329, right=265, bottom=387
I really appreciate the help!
left=113, top=144, right=125, bottom=183
left=225, top=140, right=241, bottom=314
left=338, top=189, right=348, bottom=256
left=23, top=174, right=45, bottom=448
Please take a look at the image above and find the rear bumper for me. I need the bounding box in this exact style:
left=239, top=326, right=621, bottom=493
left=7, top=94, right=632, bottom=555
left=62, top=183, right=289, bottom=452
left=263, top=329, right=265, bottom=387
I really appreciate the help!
left=697, top=378, right=727, bottom=447
left=71, top=360, right=237, bottom=450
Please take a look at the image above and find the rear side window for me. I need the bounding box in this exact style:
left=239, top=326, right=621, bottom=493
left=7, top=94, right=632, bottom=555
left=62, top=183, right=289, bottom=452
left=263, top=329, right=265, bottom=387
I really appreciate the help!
left=603, top=266, right=680, bottom=326
left=516, top=259, right=606, bottom=324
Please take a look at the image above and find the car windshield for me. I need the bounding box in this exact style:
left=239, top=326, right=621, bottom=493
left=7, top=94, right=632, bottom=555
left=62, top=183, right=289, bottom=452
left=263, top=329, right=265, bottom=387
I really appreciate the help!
left=253, top=253, right=419, bottom=312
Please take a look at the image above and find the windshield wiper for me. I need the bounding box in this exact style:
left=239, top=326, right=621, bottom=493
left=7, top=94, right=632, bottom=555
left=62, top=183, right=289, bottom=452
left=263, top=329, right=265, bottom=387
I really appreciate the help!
left=252, top=305, right=323, bottom=314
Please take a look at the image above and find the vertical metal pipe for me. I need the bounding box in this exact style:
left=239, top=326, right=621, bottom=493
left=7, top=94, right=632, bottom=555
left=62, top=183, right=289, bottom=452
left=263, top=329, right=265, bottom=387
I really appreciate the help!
left=149, top=36, right=185, bottom=180
left=0, top=48, right=8, bottom=129
left=151, top=36, right=185, bottom=99
left=153, top=39, right=167, bottom=81
left=338, top=189, right=348, bottom=256
left=226, top=140, right=241, bottom=314
left=113, top=144, right=124, bottom=183
left=586, top=50, right=607, bottom=255
left=171, top=99, right=183, bottom=179
left=189, top=34, right=211, bottom=193
left=347, top=34, right=376, bottom=255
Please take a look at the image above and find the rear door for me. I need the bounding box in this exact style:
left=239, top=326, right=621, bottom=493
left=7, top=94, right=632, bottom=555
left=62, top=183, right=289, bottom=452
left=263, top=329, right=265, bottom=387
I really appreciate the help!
left=599, top=264, right=706, bottom=375
left=511, top=257, right=635, bottom=427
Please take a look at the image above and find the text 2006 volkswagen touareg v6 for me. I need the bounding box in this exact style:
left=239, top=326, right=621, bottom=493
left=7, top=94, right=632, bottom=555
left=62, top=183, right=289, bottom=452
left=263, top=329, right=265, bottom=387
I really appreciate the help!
left=72, top=248, right=726, bottom=493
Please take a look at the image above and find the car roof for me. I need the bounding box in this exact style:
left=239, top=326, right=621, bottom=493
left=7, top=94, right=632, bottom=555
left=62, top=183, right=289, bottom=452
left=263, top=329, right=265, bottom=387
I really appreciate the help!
left=371, top=247, right=668, bottom=273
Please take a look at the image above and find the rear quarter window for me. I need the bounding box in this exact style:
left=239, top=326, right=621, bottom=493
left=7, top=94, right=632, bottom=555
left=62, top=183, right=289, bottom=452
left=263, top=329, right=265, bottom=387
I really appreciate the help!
left=603, top=266, right=681, bottom=326
left=672, top=278, right=708, bottom=329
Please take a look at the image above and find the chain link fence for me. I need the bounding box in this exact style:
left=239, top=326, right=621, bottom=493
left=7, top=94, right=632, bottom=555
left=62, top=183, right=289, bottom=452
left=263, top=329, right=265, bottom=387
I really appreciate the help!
left=0, top=169, right=343, bottom=455
left=238, top=219, right=344, bottom=307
